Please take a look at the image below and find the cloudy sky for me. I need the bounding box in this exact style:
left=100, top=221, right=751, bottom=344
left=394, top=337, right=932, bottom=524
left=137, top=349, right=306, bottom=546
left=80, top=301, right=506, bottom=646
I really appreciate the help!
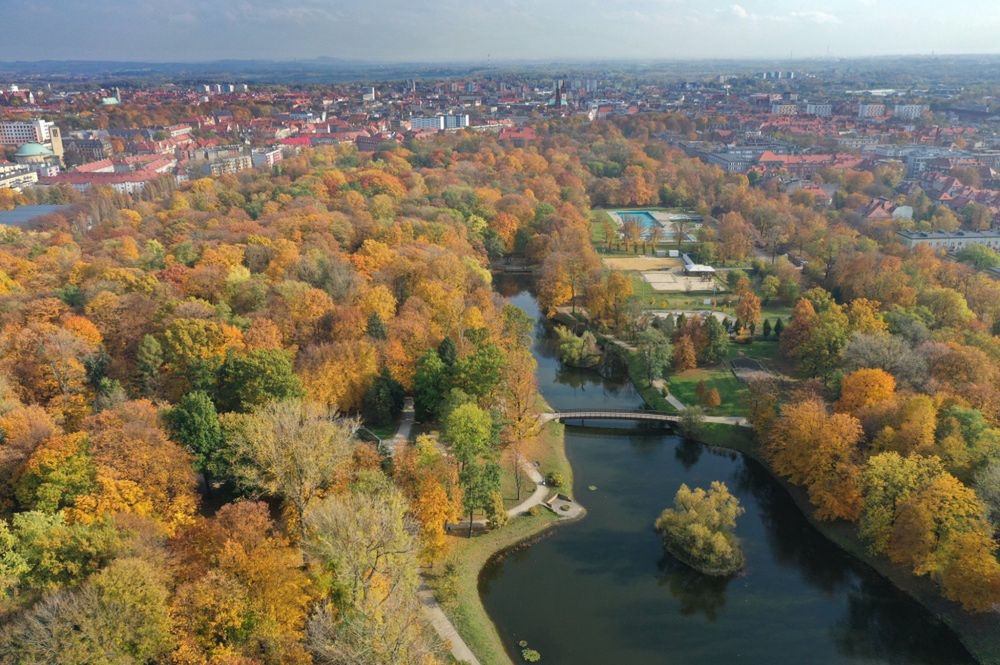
left=4, top=0, right=999, bottom=62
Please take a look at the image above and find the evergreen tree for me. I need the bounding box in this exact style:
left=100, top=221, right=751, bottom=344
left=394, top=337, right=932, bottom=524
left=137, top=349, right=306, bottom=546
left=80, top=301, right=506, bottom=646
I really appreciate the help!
left=762, top=318, right=772, bottom=338
left=361, top=368, right=405, bottom=427
left=366, top=312, right=387, bottom=340
left=134, top=334, right=163, bottom=397
left=702, top=316, right=729, bottom=365
left=437, top=337, right=457, bottom=367
left=165, top=390, right=224, bottom=478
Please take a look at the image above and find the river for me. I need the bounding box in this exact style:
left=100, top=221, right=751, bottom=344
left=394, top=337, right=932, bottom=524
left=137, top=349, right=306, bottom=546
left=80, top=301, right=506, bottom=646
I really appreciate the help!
left=480, top=276, right=974, bottom=665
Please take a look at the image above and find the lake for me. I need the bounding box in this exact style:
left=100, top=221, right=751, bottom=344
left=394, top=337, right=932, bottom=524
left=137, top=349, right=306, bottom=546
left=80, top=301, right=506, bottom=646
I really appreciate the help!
left=479, top=276, right=974, bottom=665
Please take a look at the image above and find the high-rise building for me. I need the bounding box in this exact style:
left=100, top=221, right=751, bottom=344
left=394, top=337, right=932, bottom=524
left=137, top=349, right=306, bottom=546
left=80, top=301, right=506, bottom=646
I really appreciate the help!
left=894, top=104, right=930, bottom=120
left=858, top=103, right=886, bottom=119
left=0, top=119, right=56, bottom=146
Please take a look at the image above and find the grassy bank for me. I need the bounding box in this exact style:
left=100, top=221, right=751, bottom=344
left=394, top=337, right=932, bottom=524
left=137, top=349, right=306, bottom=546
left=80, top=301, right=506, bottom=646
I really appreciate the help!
left=433, top=512, right=559, bottom=665
left=432, top=412, right=573, bottom=665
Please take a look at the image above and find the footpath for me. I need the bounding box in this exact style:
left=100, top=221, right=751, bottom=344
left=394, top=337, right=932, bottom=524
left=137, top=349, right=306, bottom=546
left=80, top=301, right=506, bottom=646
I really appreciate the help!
left=387, top=401, right=489, bottom=665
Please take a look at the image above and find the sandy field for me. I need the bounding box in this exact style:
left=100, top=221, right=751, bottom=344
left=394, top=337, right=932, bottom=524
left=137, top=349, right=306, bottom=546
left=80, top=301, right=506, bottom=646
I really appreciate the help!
left=601, top=256, right=682, bottom=271
left=642, top=270, right=723, bottom=292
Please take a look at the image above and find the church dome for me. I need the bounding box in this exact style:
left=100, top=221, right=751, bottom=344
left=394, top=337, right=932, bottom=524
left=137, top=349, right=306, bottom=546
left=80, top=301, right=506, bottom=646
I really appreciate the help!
left=14, top=142, right=53, bottom=158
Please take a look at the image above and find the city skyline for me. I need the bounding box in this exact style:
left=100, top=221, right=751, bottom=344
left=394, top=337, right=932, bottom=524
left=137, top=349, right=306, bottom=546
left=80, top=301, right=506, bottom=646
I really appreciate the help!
left=3, top=0, right=1000, bottom=63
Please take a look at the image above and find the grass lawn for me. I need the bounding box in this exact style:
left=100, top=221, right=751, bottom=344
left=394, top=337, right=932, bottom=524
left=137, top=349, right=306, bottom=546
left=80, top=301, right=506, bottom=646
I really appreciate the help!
left=499, top=417, right=572, bottom=507
left=668, top=367, right=747, bottom=416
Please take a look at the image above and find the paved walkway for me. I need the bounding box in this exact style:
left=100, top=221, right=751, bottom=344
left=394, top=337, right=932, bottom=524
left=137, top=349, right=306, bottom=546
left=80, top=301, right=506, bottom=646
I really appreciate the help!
left=651, top=378, right=688, bottom=412
left=384, top=397, right=414, bottom=456
left=388, top=399, right=484, bottom=665
left=417, top=584, right=481, bottom=665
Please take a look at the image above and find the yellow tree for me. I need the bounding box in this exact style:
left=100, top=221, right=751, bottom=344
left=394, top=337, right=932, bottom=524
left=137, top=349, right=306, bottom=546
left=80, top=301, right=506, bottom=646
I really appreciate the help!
left=835, top=368, right=896, bottom=417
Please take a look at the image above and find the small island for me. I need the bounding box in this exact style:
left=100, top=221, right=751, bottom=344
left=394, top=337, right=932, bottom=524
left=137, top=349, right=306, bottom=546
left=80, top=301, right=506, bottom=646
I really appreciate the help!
left=655, top=481, right=746, bottom=577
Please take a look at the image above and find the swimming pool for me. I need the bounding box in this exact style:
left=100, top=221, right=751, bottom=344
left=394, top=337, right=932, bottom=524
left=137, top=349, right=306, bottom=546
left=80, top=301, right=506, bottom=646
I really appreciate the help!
left=617, top=210, right=660, bottom=231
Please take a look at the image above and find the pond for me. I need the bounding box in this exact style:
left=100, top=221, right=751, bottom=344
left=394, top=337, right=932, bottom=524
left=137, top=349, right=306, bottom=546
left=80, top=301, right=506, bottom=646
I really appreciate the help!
left=480, top=276, right=974, bottom=665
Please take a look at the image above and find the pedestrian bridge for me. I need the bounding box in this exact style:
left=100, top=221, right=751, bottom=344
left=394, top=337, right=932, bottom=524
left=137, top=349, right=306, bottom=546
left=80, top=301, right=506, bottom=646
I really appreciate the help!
left=539, top=410, right=749, bottom=427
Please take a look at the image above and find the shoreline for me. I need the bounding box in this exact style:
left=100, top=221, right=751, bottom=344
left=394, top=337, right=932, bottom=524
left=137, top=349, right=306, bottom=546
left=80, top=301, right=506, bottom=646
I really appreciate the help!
left=433, top=413, right=576, bottom=665
left=696, top=425, right=1000, bottom=665
left=439, top=378, right=998, bottom=665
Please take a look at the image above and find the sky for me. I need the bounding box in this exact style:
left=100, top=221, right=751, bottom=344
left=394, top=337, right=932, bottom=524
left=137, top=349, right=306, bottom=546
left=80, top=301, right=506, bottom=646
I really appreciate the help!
left=3, top=0, right=1000, bottom=62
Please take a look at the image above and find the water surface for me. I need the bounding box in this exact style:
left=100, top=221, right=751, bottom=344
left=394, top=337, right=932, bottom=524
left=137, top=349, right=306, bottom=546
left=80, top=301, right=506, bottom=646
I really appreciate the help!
left=481, top=277, right=974, bottom=665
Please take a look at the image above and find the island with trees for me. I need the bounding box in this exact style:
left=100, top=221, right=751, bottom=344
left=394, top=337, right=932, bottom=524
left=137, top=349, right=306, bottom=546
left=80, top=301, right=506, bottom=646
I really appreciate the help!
left=655, top=482, right=745, bottom=577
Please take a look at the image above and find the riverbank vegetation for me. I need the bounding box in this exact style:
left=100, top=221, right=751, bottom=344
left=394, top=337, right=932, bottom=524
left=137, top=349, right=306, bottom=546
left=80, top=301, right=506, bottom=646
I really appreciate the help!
left=1, top=108, right=998, bottom=663
left=655, top=481, right=745, bottom=576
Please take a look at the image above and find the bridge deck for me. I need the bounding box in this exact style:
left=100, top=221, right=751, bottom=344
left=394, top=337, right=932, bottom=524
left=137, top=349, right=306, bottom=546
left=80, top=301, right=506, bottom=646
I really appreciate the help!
left=540, top=410, right=748, bottom=427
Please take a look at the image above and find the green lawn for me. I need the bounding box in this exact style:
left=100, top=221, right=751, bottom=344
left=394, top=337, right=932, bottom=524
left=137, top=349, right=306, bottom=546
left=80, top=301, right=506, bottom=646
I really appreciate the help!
left=668, top=367, right=747, bottom=416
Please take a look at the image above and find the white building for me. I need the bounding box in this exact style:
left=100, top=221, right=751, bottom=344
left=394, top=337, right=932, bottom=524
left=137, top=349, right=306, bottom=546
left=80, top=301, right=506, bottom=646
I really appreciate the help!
left=251, top=147, right=283, bottom=169
left=896, top=230, right=1000, bottom=251
left=0, top=164, right=38, bottom=191
left=858, top=103, right=886, bottom=119
left=894, top=104, right=930, bottom=120
left=0, top=119, right=56, bottom=146
left=805, top=103, right=832, bottom=117
left=409, top=114, right=471, bottom=131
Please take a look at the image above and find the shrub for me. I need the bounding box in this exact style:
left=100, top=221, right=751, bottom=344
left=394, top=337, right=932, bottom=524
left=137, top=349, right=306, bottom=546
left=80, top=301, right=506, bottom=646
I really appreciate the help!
left=522, top=648, right=542, bottom=662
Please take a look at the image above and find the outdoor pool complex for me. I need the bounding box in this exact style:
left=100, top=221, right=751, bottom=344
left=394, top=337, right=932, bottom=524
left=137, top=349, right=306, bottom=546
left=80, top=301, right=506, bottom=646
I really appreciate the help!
left=617, top=210, right=660, bottom=230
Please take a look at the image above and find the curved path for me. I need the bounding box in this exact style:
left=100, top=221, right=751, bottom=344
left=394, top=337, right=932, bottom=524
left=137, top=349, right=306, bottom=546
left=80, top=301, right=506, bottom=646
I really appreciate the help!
left=386, top=401, right=483, bottom=665
left=540, top=410, right=748, bottom=427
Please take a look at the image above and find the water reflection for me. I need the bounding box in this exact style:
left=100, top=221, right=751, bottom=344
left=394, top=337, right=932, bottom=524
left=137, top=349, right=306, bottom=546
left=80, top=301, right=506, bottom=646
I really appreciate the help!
left=674, top=436, right=704, bottom=469
left=656, top=554, right=732, bottom=621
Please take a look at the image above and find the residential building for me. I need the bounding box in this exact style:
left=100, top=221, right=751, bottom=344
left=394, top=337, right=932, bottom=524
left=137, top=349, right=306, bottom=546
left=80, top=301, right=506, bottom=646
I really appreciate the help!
left=858, top=103, right=886, bottom=119
left=0, top=164, right=38, bottom=191
left=205, top=155, right=253, bottom=176
left=251, top=147, right=283, bottom=169
left=895, top=229, right=1000, bottom=251
left=894, top=104, right=930, bottom=120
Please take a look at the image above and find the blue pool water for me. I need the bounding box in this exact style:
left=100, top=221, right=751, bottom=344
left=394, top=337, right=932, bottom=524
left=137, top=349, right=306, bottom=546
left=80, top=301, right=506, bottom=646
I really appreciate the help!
left=618, top=210, right=659, bottom=231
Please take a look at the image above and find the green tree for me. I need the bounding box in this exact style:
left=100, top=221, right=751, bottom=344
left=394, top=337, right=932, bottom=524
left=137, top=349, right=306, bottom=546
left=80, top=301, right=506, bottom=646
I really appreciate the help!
left=7, top=512, right=119, bottom=590
left=0, top=521, right=28, bottom=599
left=361, top=368, right=405, bottom=427
left=14, top=434, right=95, bottom=513
left=134, top=334, right=163, bottom=397
left=452, top=343, right=505, bottom=399
left=636, top=327, right=672, bottom=382
left=459, top=459, right=501, bottom=536
left=0, top=557, right=174, bottom=665
left=365, top=312, right=387, bottom=340
left=215, top=349, right=303, bottom=413
left=701, top=316, right=729, bottom=365
left=164, top=390, right=224, bottom=479
left=437, top=337, right=457, bottom=367
left=412, top=350, right=449, bottom=421
left=443, top=402, right=493, bottom=471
